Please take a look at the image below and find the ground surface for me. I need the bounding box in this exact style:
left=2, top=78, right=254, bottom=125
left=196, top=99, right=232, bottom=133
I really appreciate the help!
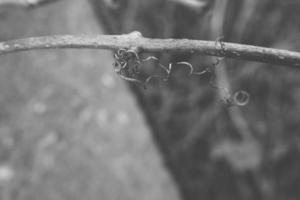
left=0, top=1, right=180, bottom=200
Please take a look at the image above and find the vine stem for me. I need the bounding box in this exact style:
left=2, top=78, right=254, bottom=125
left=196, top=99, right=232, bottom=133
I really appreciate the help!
left=0, top=31, right=299, bottom=68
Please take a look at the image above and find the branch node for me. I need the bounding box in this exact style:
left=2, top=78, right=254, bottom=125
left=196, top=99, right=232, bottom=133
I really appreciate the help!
left=215, top=36, right=226, bottom=57
left=128, top=31, right=143, bottom=39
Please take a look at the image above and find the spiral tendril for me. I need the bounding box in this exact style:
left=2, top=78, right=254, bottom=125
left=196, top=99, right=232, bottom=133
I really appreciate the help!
left=112, top=37, right=249, bottom=106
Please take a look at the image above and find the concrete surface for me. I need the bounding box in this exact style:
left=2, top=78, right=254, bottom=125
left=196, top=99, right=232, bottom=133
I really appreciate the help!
left=0, top=0, right=180, bottom=199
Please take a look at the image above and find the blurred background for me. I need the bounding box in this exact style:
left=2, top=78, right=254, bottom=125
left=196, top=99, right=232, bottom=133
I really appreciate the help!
left=0, top=0, right=300, bottom=200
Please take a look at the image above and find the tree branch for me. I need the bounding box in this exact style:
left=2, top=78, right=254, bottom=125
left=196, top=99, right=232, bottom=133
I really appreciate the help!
left=0, top=31, right=299, bottom=68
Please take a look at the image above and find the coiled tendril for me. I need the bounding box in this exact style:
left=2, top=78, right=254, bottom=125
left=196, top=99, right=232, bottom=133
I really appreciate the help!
left=112, top=38, right=250, bottom=106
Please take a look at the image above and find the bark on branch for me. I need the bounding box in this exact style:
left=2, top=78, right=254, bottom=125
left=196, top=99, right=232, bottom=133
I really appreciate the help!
left=0, top=31, right=299, bottom=68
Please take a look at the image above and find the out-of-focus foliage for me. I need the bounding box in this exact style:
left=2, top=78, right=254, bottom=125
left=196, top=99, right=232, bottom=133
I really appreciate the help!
left=91, top=0, right=300, bottom=199
left=0, top=0, right=180, bottom=200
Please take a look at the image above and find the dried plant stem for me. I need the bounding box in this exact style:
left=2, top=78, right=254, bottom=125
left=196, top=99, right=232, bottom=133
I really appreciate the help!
left=0, top=31, right=299, bottom=68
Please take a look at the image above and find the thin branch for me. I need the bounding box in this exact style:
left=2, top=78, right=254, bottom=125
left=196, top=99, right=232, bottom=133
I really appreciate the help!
left=0, top=31, right=299, bottom=68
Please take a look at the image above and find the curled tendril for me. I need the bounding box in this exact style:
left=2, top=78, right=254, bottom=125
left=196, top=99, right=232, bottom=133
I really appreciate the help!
left=118, top=74, right=143, bottom=84
left=218, top=90, right=250, bottom=107
left=208, top=75, right=250, bottom=107
left=113, top=48, right=214, bottom=87
left=126, top=49, right=140, bottom=60
left=143, top=75, right=168, bottom=89
left=233, top=90, right=250, bottom=106
left=112, top=46, right=250, bottom=106
left=141, top=56, right=171, bottom=75
left=113, top=48, right=142, bottom=83
left=113, top=48, right=219, bottom=88
left=141, top=56, right=159, bottom=62
left=176, top=62, right=193, bottom=75
left=176, top=61, right=209, bottom=76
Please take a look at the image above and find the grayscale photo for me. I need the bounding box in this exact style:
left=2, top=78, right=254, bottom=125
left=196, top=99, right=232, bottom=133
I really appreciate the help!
left=0, top=0, right=299, bottom=199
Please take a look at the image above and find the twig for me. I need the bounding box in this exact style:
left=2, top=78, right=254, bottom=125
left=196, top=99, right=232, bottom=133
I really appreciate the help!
left=0, top=31, right=299, bottom=68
